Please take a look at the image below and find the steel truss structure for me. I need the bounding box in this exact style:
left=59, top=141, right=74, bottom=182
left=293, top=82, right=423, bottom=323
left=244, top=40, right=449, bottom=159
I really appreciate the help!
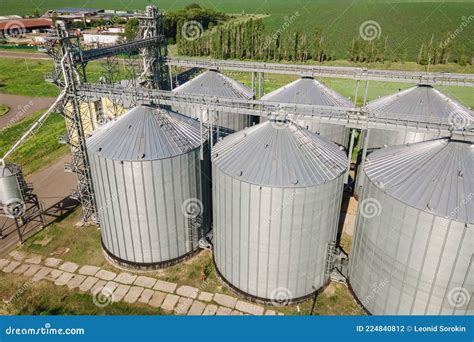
left=79, top=83, right=473, bottom=138
left=39, top=5, right=473, bottom=224
left=167, top=57, right=474, bottom=87
left=40, top=5, right=169, bottom=224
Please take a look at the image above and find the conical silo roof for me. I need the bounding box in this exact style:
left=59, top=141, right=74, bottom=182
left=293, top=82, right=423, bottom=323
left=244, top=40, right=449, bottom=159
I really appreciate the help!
left=364, top=138, right=474, bottom=223
left=364, top=85, right=473, bottom=123
left=87, top=106, right=203, bottom=161
left=212, top=119, right=347, bottom=187
left=173, top=70, right=253, bottom=99
left=261, top=77, right=353, bottom=107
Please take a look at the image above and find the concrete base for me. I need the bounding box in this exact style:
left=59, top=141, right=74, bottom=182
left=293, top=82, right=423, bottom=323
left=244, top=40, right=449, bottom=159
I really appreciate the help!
left=101, top=239, right=202, bottom=272
left=212, top=253, right=323, bottom=307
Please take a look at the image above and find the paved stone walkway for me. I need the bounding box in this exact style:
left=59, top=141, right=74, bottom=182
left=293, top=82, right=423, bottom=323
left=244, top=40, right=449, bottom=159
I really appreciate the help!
left=0, top=252, right=283, bottom=316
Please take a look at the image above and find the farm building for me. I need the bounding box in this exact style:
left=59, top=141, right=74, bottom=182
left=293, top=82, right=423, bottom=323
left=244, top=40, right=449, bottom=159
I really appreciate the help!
left=212, top=116, right=348, bottom=301
left=173, top=70, right=257, bottom=137
left=261, top=77, right=353, bottom=147
left=86, top=105, right=211, bottom=269
left=350, top=138, right=473, bottom=315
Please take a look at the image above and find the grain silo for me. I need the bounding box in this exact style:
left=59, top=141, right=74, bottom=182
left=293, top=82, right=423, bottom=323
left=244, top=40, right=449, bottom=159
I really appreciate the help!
left=212, top=116, right=348, bottom=302
left=363, top=85, right=473, bottom=149
left=0, top=164, right=23, bottom=213
left=349, top=138, right=473, bottom=315
left=87, top=105, right=211, bottom=269
left=173, top=70, right=256, bottom=135
left=261, top=77, right=353, bottom=147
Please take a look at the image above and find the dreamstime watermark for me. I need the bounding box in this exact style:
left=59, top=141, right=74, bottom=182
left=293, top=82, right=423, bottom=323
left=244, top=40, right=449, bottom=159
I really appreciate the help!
left=181, top=20, right=204, bottom=41
left=359, top=20, right=382, bottom=41
left=5, top=323, right=85, bottom=336
left=2, top=20, right=26, bottom=40
left=357, top=277, right=388, bottom=311
left=269, top=287, right=293, bottom=307
left=263, top=11, right=300, bottom=50
left=441, top=15, right=474, bottom=48
left=359, top=198, right=382, bottom=219
left=448, top=192, right=473, bottom=219
left=92, top=287, right=114, bottom=307
left=4, top=101, right=34, bottom=129
left=181, top=198, right=203, bottom=219
left=447, top=287, right=471, bottom=308
left=2, top=198, right=26, bottom=219
left=2, top=280, right=32, bottom=310
left=448, top=110, right=472, bottom=130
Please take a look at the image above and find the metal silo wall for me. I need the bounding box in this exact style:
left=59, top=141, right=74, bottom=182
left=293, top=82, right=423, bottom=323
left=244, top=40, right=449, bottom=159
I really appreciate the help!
left=349, top=175, right=473, bottom=315
left=89, top=148, right=211, bottom=265
left=0, top=169, right=22, bottom=205
left=172, top=103, right=252, bottom=133
left=213, top=166, right=345, bottom=300
left=367, top=129, right=445, bottom=149
left=295, top=119, right=349, bottom=148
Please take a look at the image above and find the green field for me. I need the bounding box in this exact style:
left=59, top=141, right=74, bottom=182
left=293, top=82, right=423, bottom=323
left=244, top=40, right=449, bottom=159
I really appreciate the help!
left=0, top=109, right=68, bottom=175
left=0, top=104, right=9, bottom=116
left=2, top=0, right=473, bottom=61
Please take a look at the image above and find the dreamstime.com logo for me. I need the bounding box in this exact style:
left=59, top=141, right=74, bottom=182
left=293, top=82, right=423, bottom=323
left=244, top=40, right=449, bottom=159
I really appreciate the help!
left=359, top=198, right=382, bottom=219
left=447, top=287, right=471, bottom=308
left=182, top=198, right=203, bottom=219
left=448, top=110, right=472, bottom=130
left=181, top=20, right=204, bottom=41
left=359, top=20, right=382, bottom=41
left=5, top=323, right=85, bottom=336
left=2, top=198, right=26, bottom=219
left=92, top=287, right=114, bottom=308
left=3, top=20, right=26, bottom=40
left=270, top=287, right=293, bottom=307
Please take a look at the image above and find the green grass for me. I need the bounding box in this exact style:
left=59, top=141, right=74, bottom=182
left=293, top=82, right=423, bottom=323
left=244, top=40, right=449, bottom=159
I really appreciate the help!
left=340, top=232, right=353, bottom=254
left=0, top=104, right=9, bottom=116
left=0, top=273, right=166, bottom=315
left=18, top=206, right=232, bottom=295
left=0, top=58, right=59, bottom=97
left=1, top=1, right=472, bottom=61
left=0, top=58, right=130, bottom=98
left=0, top=110, right=68, bottom=175
left=16, top=206, right=362, bottom=315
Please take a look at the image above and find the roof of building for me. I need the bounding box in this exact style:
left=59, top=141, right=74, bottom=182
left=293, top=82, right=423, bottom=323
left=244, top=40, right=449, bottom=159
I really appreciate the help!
left=0, top=18, right=52, bottom=30
left=56, top=8, right=102, bottom=14
left=173, top=70, right=253, bottom=99
left=365, top=138, right=474, bottom=223
left=212, top=119, right=348, bottom=187
left=364, top=85, right=473, bottom=124
left=87, top=106, right=204, bottom=161
left=261, top=77, right=353, bottom=108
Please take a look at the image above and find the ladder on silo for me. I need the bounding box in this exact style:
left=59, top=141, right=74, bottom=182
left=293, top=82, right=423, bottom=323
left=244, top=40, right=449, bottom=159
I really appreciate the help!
left=187, top=214, right=202, bottom=250
left=325, top=241, right=337, bottom=277
left=156, top=112, right=194, bottom=153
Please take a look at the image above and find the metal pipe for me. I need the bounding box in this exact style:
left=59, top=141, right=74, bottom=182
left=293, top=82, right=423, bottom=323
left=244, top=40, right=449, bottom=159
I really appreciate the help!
left=0, top=92, right=66, bottom=166
left=344, top=128, right=356, bottom=184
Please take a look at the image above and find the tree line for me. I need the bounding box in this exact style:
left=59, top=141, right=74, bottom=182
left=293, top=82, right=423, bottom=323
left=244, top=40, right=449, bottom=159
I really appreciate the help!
left=176, top=17, right=470, bottom=65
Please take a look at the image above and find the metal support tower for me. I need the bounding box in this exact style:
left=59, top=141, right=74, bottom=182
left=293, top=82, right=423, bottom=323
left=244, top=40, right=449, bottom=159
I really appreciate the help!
left=137, top=5, right=170, bottom=89
left=44, top=22, right=98, bottom=224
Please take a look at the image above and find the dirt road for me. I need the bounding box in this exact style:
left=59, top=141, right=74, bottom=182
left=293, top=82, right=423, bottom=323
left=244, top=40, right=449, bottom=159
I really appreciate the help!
left=0, top=154, right=78, bottom=256
left=0, top=93, right=57, bottom=129
left=0, top=50, right=49, bottom=60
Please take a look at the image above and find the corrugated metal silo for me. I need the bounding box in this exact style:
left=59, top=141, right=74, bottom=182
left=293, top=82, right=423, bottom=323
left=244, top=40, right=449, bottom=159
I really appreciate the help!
left=172, top=70, right=256, bottom=135
left=0, top=165, right=23, bottom=207
left=364, top=85, right=473, bottom=149
left=261, top=77, right=353, bottom=147
left=349, top=138, right=473, bottom=315
left=87, top=105, right=211, bottom=268
left=212, top=117, right=348, bottom=301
